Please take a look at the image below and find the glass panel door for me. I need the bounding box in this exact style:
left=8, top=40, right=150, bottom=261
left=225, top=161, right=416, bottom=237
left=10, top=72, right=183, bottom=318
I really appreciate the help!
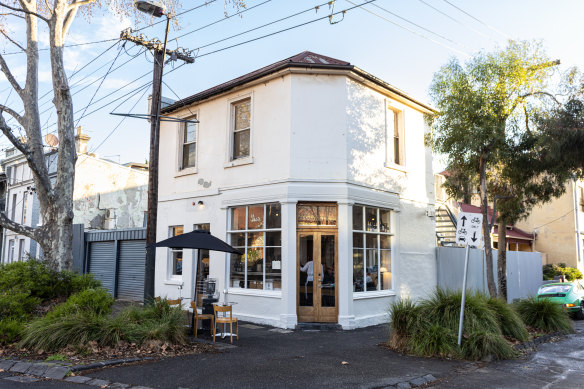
left=297, top=230, right=338, bottom=323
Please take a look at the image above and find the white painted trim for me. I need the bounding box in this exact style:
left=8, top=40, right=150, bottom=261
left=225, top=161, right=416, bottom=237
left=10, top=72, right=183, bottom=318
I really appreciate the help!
left=353, top=290, right=396, bottom=300
left=227, top=288, right=282, bottom=298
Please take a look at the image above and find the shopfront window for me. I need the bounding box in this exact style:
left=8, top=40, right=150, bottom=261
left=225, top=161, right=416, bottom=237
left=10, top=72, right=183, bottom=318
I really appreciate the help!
left=297, top=203, right=337, bottom=227
left=352, top=205, right=392, bottom=292
left=229, top=203, right=281, bottom=291
left=169, top=226, right=184, bottom=276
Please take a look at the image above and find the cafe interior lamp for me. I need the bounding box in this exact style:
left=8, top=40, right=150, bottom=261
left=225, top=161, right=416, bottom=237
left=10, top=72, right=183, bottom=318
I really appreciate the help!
left=134, top=0, right=166, bottom=17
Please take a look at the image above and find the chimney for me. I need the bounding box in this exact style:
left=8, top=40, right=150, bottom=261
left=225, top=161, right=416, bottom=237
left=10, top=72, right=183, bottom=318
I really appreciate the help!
left=75, top=126, right=91, bottom=154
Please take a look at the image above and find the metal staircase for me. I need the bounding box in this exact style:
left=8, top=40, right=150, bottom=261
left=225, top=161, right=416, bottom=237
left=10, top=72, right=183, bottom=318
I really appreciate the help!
left=435, top=203, right=457, bottom=246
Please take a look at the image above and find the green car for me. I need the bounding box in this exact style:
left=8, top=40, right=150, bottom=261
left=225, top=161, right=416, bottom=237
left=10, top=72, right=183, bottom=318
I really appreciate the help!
left=537, top=282, right=584, bottom=319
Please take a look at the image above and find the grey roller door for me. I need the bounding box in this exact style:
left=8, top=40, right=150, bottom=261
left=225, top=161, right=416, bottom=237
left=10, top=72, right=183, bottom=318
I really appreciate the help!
left=88, top=241, right=116, bottom=295
left=117, top=240, right=146, bottom=301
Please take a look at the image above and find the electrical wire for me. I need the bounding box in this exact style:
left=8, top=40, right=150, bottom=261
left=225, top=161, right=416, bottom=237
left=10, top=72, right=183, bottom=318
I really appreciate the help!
left=441, top=0, right=509, bottom=39
left=416, top=0, right=492, bottom=41
left=1, top=38, right=119, bottom=56
left=170, top=0, right=272, bottom=41
left=369, top=2, right=471, bottom=51
left=75, top=43, right=125, bottom=127
left=191, top=0, right=333, bottom=51
left=346, top=0, right=469, bottom=56
left=533, top=209, right=574, bottom=230
left=196, top=0, right=379, bottom=59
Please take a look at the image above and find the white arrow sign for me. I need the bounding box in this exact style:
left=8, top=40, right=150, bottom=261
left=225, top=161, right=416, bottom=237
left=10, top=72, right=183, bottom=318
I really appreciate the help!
left=455, top=212, right=483, bottom=248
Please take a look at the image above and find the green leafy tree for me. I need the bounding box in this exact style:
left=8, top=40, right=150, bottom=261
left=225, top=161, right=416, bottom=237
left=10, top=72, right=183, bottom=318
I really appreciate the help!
left=428, top=41, right=574, bottom=299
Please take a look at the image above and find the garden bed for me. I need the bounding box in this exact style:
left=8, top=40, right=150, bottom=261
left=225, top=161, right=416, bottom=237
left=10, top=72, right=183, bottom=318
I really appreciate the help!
left=0, top=338, right=215, bottom=367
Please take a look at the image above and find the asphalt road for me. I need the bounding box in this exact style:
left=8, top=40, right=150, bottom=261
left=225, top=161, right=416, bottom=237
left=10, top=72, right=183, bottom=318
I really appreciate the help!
left=3, top=320, right=584, bottom=388
left=430, top=320, right=584, bottom=388
left=84, top=323, right=462, bottom=389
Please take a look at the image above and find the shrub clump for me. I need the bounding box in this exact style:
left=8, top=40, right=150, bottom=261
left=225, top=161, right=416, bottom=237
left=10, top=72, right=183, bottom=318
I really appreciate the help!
left=0, top=260, right=103, bottom=344
left=21, top=298, right=186, bottom=352
left=543, top=263, right=583, bottom=281
left=513, top=297, right=573, bottom=333
left=388, top=289, right=520, bottom=360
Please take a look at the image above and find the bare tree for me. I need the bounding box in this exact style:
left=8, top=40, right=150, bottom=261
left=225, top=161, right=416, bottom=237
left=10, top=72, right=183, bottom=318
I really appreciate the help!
left=0, top=0, right=243, bottom=270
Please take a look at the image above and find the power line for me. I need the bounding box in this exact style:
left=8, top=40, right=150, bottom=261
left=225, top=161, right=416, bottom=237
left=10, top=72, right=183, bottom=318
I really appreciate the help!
left=369, top=2, right=471, bottom=51
left=75, top=43, right=125, bottom=127
left=441, top=0, right=509, bottom=39
left=416, top=0, right=492, bottom=41
left=170, top=0, right=272, bottom=41
left=197, top=0, right=379, bottom=59
left=346, top=0, right=469, bottom=56
left=1, top=38, right=118, bottom=56
left=191, top=0, right=333, bottom=51
left=534, top=209, right=574, bottom=230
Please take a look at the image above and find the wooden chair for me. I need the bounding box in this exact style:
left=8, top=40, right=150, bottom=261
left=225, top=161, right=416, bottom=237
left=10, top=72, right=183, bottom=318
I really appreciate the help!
left=213, top=305, right=239, bottom=343
left=190, top=302, right=214, bottom=338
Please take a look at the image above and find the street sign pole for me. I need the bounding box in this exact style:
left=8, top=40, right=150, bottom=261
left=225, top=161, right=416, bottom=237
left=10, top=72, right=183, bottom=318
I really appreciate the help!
left=455, top=211, right=483, bottom=347
left=458, top=243, right=470, bottom=346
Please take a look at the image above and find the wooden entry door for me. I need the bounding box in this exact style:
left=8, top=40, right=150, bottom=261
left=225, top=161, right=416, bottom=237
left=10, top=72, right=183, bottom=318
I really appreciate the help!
left=297, top=230, right=338, bottom=323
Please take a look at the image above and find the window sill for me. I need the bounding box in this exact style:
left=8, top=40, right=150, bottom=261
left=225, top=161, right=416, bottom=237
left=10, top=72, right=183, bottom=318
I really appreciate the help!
left=224, top=157, right=254, bottom=169
left=353, top=290, right=396, bottom=300
left=384, top=162, right=407, bottom=174
left=164, top=278, right=183, bottom=286
left=175, top=167, right=198, bottom=178
left=227, top=288, right=281, bottom=298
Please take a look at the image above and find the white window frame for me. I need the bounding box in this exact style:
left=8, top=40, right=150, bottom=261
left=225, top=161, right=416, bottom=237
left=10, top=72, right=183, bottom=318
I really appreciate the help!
left=168, top=225, right=184, bottom=280
left=18, top=239, right=25, bottom=261
left=384, top=100, right=406, bottom=171
left=8, top=239, right=14, bottom=263
left=22, top=192, right=27, bottom=225
left=177, top=113, right=199, bottom=175
left=227, top=203, right=282, bottom=294
left=225, top=93, right=254, bottom=168
left=352, top=205, right=394, bottom=296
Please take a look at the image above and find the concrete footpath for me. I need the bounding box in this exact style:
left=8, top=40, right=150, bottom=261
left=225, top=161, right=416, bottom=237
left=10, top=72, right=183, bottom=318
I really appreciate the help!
left=84, top=323, right=463, bottom=389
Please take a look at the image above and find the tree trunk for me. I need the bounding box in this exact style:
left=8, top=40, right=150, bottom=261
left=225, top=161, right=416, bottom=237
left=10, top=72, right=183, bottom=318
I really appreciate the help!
left=480, top=154, right=497, bottom=297
left=497, top=220, right=508, bottom=301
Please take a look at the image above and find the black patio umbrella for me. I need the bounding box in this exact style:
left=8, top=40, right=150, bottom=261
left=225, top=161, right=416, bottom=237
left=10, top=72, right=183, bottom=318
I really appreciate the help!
left=152, top=230, right=241, bottom=254
left=152, top=230, right=242, bottom=321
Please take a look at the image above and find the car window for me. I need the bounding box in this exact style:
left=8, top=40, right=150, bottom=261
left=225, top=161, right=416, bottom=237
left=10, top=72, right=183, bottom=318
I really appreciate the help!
left=539, top=285, right=572, bottom=294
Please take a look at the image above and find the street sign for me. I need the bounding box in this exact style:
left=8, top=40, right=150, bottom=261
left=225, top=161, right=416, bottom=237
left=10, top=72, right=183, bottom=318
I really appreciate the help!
left=455, top=212, right=483, bottom=248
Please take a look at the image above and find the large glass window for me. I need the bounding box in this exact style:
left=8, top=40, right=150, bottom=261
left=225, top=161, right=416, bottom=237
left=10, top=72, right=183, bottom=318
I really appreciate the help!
left=181, top=118, right=197, bottom=169
left=297, top=203, right=337, bottom=227
left=232, top=99, right=251, bottom=160
left=169, top=226, right=184, bottom=276
left=229, top=203, right=281, bottom=291
left=353, top=205, right=392, bottom=292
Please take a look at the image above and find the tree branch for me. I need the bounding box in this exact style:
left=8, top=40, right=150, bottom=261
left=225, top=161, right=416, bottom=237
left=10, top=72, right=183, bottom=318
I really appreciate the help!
left=0, top=2, right=49, bottom=23
left=0, top=211, right=38, bottom=240
left=0, top=12, right=25, bottom=18
left=0, top=113, right=53, bottom=196
left=0, top=30, right=25, bottom=52
left=68, top=0, right=97, bottom=8
left=0, top=104, right=24, bottom=126
left=0, top=53, right=23, bottom=95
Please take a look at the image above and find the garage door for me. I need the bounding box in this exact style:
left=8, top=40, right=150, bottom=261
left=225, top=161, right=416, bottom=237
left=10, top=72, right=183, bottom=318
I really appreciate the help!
left=88, top=241, right=116, bottom=295
left=116, top=240, right=146, bottom=301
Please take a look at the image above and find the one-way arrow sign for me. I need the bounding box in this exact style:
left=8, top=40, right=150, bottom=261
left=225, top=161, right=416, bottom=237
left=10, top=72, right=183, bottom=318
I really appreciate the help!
left=455, top=212, right=483, bottom=248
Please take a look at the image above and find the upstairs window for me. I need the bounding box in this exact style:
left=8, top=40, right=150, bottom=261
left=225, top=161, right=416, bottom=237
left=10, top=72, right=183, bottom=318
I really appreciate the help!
left=232, top=99, right=251, bottom=160
left=386, top=105, right=404, bottom=167
left=181, top=118, right=197, bottom=169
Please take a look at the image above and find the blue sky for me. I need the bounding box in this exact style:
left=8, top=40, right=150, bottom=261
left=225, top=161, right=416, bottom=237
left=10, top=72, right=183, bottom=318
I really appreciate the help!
left=1, top=0, right=583, bottom=167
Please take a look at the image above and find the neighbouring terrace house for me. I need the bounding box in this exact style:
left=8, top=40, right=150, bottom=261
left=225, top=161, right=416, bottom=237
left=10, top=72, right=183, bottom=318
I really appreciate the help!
left=156, top=51, right=436, bottom=329
left=1, top=127, right=149, bottom=263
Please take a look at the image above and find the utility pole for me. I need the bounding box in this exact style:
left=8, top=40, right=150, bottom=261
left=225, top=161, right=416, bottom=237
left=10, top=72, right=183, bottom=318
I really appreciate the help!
left=120, top=22, right=194, bottom=303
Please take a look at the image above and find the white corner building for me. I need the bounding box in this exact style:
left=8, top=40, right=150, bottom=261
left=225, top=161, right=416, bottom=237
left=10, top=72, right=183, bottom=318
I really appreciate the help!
left=156, top=52, right=437, bottom=329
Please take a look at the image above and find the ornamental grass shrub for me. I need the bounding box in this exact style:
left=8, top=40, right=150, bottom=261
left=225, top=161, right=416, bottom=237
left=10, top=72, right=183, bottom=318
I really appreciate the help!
left=513, top=297, right=573, bottom=333
left=388, top=289, right=522, bottom=360
left=21, top=298, right=186, bottom=352
left=0, top=260, right=103, bottom=344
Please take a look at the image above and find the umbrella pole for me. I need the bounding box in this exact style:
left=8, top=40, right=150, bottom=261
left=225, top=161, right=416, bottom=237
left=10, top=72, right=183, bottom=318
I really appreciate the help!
left=224, top=253, right=229, bottom=304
